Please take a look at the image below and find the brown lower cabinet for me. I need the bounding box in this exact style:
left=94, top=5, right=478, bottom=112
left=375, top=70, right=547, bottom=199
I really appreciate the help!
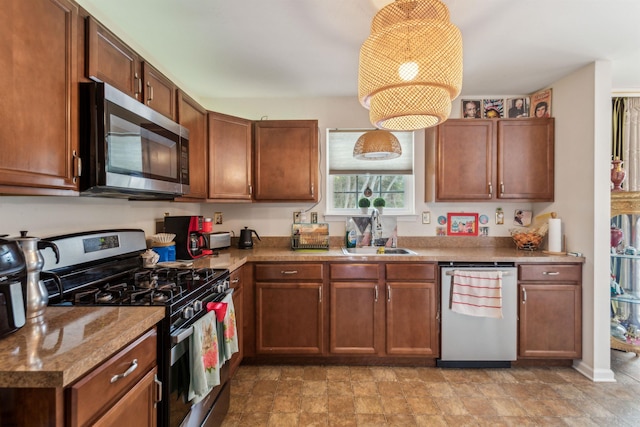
left=0, top=327, right=159, bottom=427
left=518, top=264, right=582, bottom=359
left=330, top=264, right=381, bottom=354
left=254, top=263, right=324, bottom=354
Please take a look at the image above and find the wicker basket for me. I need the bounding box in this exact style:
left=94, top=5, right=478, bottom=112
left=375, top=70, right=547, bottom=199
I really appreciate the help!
left=510, top=229, right=546, bottom=251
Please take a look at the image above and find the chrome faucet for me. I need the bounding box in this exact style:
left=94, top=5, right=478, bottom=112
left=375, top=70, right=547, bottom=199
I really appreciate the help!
left=370, top=208, right=381, bottom=247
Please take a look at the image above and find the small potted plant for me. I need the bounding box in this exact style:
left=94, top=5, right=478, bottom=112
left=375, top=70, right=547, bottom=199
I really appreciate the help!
left=358, top=197, right=370, bottom=214
left=373, top=197, right=385, bottom=214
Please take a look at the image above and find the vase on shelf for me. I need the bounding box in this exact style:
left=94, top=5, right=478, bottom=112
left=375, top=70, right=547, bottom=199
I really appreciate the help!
left=611, top=226, right=624, bottom=249
left=611, top=157, right=626, bottom=192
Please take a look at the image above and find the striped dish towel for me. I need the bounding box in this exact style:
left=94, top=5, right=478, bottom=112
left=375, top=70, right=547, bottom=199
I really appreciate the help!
left=451, top=270, right=503, bottom=318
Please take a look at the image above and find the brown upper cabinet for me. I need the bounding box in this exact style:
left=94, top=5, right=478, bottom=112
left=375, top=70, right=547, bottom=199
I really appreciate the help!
left=208, top=112, right=253, bottom=201
left=253, top=120, right=319, bottom=202
left=435, top=118, right=554, bottom=202
left=176, top=90, right=208, bottom=200
left=85, top=17, right=176, bottom=120
left=0, top=0, right=80, bottom=195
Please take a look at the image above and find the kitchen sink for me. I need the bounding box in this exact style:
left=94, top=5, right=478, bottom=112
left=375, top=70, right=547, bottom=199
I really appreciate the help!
left=340, top=247, right=417, bottom=255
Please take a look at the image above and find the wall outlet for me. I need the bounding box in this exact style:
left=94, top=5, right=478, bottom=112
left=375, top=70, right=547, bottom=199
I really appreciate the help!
left=422, top=211, right=431, bottom=224
left=293, top=211, right=301, bottom=223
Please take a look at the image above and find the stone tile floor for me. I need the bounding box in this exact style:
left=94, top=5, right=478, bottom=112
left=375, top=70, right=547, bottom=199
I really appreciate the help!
left=221, top=350, right=640, bottom=426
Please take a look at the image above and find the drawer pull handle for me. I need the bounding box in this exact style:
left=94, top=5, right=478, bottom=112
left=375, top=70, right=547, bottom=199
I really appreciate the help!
left=231, top=278, right=240, bottom=284
left=154, top=374, right=162, bottom=407
left=543, top=271, right=560, bottom=276
left=111, top=359, right=138, bottom=383
left=281, top=270, right=298, bottom=275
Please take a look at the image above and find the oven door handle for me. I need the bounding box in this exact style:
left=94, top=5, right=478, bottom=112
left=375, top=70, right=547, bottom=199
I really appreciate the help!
left=171, top=326, right=194, bottom=345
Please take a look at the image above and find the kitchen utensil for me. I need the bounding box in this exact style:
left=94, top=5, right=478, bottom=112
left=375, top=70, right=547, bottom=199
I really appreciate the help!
left=12, top=231, right=60, bottom=319
left=238, top=227, right=261, bottom=249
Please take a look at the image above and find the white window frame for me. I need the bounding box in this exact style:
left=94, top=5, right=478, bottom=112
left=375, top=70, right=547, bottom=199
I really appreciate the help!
left=325, top=129, right=415, bottom=217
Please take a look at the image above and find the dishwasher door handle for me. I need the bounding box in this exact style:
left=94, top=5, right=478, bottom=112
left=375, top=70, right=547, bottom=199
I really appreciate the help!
left=444, top=270, right=512, bottom=276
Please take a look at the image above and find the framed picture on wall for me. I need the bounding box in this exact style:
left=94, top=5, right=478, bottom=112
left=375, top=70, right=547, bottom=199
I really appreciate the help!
left=483, top=99, right=504, bottom=118
left=447, top=213, right=479, bottom=236
left=506, top=97, right=530, bottom=118
left=530, top=89, right=552, bottom=118
left=461, top=99, right=482, bottom=118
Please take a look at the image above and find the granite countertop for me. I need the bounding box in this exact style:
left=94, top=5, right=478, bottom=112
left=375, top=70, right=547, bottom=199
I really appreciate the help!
left=194, top=246, right=584, bottom=270
left=0, top=306, right=164, bottom=388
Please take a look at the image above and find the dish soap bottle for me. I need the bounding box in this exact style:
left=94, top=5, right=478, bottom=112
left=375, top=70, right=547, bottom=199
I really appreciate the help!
left=345, top=218, right=357, bottom=248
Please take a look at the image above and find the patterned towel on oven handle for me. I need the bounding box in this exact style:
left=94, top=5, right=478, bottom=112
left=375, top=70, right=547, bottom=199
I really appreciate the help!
left=217, top=291, right=239, bottom=364
left=188, top=310, right=221, bottom=403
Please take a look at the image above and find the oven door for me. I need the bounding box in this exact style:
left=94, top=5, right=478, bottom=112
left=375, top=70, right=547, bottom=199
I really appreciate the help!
left=168, top=291, right=233, bottom=427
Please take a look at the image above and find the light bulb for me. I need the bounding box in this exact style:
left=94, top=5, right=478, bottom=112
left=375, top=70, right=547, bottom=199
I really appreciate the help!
left=398, top=61, right=419, bottom=81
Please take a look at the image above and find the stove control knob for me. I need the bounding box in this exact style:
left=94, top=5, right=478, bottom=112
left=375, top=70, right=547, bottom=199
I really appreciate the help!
left=183, top=306, right=194, bottom=319
left=193, top=300, right=203, bottom=311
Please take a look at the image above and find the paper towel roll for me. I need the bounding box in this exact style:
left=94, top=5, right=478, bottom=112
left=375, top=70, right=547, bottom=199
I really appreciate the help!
left=548, top=218, right=562, bottom=253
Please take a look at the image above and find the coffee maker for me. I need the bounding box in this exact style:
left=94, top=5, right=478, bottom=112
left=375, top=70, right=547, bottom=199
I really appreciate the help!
left=163, top=216, right=212, bottom=259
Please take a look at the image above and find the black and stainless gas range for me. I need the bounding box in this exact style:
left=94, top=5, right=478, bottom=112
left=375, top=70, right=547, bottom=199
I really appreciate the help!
left=40, top=229, right=232, bottom=427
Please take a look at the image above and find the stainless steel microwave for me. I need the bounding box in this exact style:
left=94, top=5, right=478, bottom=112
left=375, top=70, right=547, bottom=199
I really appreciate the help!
left=79, top=82, right=189, bottom=199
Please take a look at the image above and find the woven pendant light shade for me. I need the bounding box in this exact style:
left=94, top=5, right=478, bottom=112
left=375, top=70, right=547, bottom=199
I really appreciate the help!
left=359, top=0, right=463, bottom=131
left=353, top=129, right=402, bottom=160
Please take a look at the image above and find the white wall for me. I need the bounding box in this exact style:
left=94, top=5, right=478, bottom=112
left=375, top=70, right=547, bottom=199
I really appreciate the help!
left=549, top=61, right=613, bottom=381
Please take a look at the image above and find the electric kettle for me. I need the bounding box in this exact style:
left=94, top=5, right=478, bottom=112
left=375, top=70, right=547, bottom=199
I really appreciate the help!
left=238, top=227, right=261, bottom=249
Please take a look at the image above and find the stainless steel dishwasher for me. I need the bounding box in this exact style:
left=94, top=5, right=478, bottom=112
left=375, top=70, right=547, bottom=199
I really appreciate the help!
left=438, top=262, right=518, bottom=368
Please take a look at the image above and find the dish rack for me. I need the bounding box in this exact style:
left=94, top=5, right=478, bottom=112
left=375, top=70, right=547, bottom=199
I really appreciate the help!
left=291, top=223, right=329, bottom=250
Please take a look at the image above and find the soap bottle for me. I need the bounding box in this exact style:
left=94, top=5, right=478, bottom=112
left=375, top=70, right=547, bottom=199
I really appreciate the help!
left=345, top=219, right=357, bottom=248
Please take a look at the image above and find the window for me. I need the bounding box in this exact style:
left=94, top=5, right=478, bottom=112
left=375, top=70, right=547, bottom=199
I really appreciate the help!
left=326, top=129, right=415, bottom=215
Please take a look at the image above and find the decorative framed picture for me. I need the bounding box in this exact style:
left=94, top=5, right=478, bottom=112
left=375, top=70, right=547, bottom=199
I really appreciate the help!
left=483, top=99, right=504, bottom=118
left=447, top=213, right=479, bottom=236
left=513, top=209, right=532, bottom=227
left=506, top=97, right=530, bottom=118
left=461, top=99, right=482, bottom=119
left=530, top=88, right=552, bottom=118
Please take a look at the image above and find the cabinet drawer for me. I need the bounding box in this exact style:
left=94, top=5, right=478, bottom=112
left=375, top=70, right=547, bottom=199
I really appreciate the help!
left=518, top=264, right=581, bottom=282
left=255, top=263, right=323, bottom=281
left=330, top=263, right=379, bottom=280
left=68, top=328, right=157, bottom=427
left=386, top=263, right=435, bottom=281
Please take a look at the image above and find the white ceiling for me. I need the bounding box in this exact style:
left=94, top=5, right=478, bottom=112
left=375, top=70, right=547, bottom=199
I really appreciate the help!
left=77, top=0, right=640, bottom=101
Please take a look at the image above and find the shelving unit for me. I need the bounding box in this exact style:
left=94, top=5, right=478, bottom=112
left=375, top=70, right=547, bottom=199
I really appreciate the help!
left=610, top=192, right=640, bottom=356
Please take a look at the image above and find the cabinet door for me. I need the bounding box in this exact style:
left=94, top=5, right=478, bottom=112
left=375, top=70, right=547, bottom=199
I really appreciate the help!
left=0, top=0, right=79, bottom=194
left=386, top=282, right=438, bottom=356
left=85, top=16, right=142, bottom=101
left=253, top=120, right=319, bottom=202
left=330, top=281, right=380, bottom=354
left=142, top=62, right=176, bottom=120
left=176, top=90, right=208, bottom=199
left=436, top=120, right=495, bottom=201
left=92, top=368, right=158, bottom=427
left=518, top=283, right=581, bottom=358
left=498, top=118, right=554, bottom=201
left=208, top=112, right=253, bottom=201
left=255, top=282, right=323, bottom=354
